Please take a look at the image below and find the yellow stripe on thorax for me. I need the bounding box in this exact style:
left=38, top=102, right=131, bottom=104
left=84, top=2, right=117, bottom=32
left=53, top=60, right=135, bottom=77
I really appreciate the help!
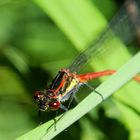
left=59, top=77, right=79, bottom=99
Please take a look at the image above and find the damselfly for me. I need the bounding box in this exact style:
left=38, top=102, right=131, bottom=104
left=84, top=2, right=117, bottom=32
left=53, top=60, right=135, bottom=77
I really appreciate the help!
left=34, top=0, right=140, bottom=113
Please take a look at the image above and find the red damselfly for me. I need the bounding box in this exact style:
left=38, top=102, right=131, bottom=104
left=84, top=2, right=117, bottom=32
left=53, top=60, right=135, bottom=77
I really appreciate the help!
left=34, top=0, right=140, bottom=116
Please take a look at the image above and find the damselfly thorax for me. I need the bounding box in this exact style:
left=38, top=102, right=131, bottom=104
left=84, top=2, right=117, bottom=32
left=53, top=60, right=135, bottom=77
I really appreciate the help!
left=34, top=69, right=82, bottom=111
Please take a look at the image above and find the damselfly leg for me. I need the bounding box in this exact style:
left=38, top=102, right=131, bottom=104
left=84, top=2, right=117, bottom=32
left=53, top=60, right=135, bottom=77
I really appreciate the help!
left=84, top=83, right=104, bottom=101
left=38, top=110, right=43, bottom=125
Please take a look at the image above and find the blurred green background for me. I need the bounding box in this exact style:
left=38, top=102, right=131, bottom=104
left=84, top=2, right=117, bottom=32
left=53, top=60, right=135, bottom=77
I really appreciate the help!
left=0, top=0, right=140, bottom=140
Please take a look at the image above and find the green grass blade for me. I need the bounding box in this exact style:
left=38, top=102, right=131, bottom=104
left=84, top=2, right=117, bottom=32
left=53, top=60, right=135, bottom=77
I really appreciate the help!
left=33, top=0, right=107, bottom=48
left=16, top=52, right=140, bottom=140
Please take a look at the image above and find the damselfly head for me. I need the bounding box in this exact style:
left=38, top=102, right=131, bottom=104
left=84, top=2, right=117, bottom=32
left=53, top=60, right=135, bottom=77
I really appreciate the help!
left=34, top=91, right=60, bottom=111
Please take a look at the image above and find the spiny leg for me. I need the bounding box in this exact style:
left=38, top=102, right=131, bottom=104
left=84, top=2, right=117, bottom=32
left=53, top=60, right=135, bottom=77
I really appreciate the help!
left=67, top=93, right=77, bottom=109
left=38, top=110, right=43, bottom=125
left=46, top=105, right=68, bottom=133
left=52, top=98, right=75, bottom=129
left=46, top=111, right=59, bottom=133
left=55, top=94, right=77, bottom=131
left=47, top=91, right=78, bottom=132
left=84, top=83, right=104, bottom=101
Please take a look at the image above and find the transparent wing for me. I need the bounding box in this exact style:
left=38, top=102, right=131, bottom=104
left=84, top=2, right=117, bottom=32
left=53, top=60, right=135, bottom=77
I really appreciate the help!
left=68, top=0, right=140, bottom=73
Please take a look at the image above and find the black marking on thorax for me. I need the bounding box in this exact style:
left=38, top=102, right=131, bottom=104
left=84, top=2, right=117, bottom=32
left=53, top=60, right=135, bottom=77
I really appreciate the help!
left=48, top=71, right=74, bottom=95
left=49, top=71, right=66, bottom=90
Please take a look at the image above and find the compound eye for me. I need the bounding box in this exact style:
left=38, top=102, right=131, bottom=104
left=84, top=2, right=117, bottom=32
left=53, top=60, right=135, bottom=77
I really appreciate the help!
left=49, top=101, right=60, bottom=110
left=34, top=91, right=42, bottom=100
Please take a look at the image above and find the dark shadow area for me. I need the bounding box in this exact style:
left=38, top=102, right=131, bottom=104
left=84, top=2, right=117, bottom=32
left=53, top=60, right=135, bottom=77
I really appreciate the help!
left=86, top=107, right=130, bottom=140
left=53, top=121, right=82, bottom=140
